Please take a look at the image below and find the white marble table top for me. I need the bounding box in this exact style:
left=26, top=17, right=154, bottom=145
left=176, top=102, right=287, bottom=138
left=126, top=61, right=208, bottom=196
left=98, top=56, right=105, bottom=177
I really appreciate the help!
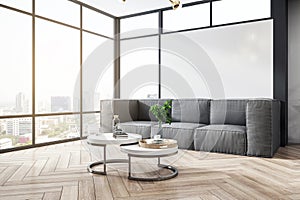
left=87, top=133, right=142, bottom=146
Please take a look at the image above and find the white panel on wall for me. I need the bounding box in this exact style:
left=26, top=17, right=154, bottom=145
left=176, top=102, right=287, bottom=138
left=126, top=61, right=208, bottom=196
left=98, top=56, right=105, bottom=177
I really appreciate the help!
left=163, top=3, right=210, bottom=32
left=161, top=20, right=273, bottom=99
left=120, top=36, right=159, bottom=99
left=213, top=0, right=271, bottom=25
left=288, top=0, right=300, bottom=143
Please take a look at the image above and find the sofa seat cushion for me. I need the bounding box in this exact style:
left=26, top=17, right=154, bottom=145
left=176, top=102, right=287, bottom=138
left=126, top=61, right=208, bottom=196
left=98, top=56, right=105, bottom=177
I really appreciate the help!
left=120, top=121, right=155, bottom=139
left=153, top=122, right=206, bottom=150
left=194, top=125, right=247, bottom=155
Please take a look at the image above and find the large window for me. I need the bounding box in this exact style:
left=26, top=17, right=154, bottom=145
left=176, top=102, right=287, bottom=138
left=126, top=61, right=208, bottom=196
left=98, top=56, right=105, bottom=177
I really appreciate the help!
left=0, top=8, right=32, bottom=116
left=119, top=1, right=273, bottom=100
left=82, top=32, right=114, bottom=112
left=0, top=9, right=32, bottom=150
left=35, top=19, right=80, bottom=114
left=0, top=1, right=114, bottom=151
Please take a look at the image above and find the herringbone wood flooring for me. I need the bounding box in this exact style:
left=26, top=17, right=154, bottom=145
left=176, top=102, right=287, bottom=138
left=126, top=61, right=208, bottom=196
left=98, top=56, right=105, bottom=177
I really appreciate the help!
left=0, top=141, right=300, bottom=200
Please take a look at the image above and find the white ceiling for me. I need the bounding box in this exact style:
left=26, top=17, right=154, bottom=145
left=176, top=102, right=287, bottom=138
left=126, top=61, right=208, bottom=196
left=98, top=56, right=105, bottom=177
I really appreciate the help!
left=79, top=0, right=203, bottom=17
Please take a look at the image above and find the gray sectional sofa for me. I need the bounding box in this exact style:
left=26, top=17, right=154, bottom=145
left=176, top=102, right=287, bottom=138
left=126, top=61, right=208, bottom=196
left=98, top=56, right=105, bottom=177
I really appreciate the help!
left=100, top=98, right=281, bottom=157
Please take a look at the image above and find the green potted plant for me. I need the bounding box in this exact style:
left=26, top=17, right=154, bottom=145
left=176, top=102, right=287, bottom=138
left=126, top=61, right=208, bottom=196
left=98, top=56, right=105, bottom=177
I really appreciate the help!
left=149, top=100, right=172, bottom=133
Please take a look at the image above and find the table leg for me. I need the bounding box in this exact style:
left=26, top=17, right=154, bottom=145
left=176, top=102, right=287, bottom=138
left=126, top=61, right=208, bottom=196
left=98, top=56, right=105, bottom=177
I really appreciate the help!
left=158, top=157, right=161, bottom=166
left=87, top=144, right=128, bottom=175
left=103, top=145, right=107, bottom=174
left=127, top=155, right=178, bottom=181
left=128, top=155, right=132, bottom=179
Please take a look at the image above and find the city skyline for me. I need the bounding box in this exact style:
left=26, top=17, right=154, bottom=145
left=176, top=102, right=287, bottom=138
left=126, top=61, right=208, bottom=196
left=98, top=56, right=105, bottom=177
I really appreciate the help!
left=0, top=91, right=105, bottom=113
left=0, top=92, right=100, bottom=149
left=0, top=92, right=73, bottom=113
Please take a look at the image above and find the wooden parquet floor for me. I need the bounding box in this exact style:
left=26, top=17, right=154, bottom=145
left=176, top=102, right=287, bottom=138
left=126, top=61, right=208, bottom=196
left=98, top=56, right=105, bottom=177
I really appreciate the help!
left=0, top=141, right=300, bottom=200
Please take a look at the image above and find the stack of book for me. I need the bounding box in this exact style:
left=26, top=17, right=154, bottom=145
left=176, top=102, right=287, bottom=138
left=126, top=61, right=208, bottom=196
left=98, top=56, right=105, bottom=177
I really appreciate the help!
left=113, top=131, right=128, bottom=139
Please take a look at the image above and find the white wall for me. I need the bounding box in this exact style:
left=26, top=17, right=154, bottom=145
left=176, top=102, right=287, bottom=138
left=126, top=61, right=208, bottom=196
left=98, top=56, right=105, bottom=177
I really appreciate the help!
left=288, top=0, right=300, bottom=143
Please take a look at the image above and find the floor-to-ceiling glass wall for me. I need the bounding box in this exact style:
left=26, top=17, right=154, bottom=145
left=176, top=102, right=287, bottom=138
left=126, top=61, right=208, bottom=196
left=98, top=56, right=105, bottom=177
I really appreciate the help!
left=82, top=8, right=114, bottom=137
left=0, top=6, right=33, bottom=149
left=119, top=0, right=272, bottom=100
left=0, top=0, right=114, bottom=151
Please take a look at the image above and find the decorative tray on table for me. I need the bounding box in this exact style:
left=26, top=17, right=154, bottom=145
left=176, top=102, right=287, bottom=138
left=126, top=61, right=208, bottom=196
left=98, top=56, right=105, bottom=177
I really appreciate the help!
left=139, top=139, right=177, bottom=149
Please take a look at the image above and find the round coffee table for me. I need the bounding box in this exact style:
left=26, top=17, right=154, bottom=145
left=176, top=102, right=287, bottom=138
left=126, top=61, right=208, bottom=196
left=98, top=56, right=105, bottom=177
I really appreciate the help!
left=120, top=144, right=178, bottom=181
left=87, top=133, right=142, bottom=175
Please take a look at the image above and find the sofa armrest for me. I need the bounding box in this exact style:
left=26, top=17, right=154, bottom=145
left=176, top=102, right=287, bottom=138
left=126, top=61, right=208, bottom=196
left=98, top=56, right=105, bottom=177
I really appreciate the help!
left=246, top=100, right=281, bottom=157
left=100, top=99, right=139, bottom=132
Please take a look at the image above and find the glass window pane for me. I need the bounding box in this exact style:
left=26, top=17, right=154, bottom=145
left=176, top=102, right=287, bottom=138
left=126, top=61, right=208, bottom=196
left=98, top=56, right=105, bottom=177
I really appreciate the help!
left=120, top=37, right=159, bottom=99
left=35, top=115, right=80, bottom=144
left=83, top=113, right=100, bottom=137
left=0, top=8, right=32, bottom=116
left=161, top=20, right=273, bottom=99
left=0, top=118, right=32, bottom=150
left=35, top=0, right=80, bottom=27
left=35, top=19, right=80, bottom=114
left=82, top=32, right=114, bottom=112
left=121, top=13, right=158, bottom=38
left=83, top=33, right=106, bottom=62
left=0, top=0, right=32, bottom=13
left=213, top=0, right=271, bottom=25
left=163, top=3, right=210, bottom=32
left=83, top=8, right=114, bottom=37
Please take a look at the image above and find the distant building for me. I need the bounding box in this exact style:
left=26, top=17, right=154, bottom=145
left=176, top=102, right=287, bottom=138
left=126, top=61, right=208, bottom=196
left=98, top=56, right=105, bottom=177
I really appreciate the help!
left=15, top=92, right=28, bottom=113
left=51, top=96, right=71, bottom=112
left=35, top=115, right=65, bottom=136
left=0, top=121, right=5, bottom=134
left=6, top=118, right=31, bottom=136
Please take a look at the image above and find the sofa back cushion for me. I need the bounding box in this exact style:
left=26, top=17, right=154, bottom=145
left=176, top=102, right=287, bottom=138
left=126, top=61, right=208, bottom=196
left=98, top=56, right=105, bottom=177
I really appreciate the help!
left=113, top=100, right=139, bottom=122
left=172, top=99, right=210, bottom=124
left=138, top=99, right=171, bottom=121
left=100, top=99, right=138, bottom=122
left=210, top=99, right=248, bottom=126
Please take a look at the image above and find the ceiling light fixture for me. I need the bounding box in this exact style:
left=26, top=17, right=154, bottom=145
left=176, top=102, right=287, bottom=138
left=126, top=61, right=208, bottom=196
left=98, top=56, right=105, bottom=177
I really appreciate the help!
left=118, top=0, right=182, bottom=10
left=169, top=0, right=182, bottom=10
